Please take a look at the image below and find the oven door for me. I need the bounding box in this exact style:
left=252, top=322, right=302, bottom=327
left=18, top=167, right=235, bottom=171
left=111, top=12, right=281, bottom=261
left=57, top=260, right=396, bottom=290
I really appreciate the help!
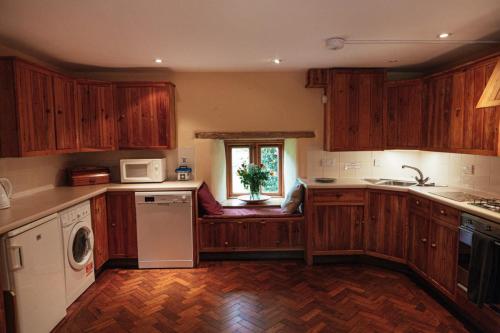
left=457, top=225, right=473, bottom=291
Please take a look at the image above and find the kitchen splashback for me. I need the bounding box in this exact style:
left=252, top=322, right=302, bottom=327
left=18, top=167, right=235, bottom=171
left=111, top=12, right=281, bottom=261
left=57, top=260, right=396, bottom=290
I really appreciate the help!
left=307, top=150, right=500, bottom=195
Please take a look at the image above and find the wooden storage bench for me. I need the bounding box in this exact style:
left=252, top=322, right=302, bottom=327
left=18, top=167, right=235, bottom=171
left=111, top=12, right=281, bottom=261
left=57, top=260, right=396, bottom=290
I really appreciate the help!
left=198, top=207, right=305, bottom=252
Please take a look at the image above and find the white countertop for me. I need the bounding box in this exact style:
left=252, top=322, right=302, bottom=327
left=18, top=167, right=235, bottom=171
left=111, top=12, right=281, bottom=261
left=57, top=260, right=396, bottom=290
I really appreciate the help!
left=0, top=180, right=203, bottom=235
left=300, top=178, right=500, bottom=224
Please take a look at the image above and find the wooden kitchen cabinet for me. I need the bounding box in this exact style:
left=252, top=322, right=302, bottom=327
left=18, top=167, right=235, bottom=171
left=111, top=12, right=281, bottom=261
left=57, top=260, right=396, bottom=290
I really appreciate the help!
left=451, top=57, right=500, bottom=155
left=248, top=221, right=291, bottom=249
left=366, top=191, right=408, bottom=262
left=53, top=74, right=78, bottom=152
left=324, top=70, right=385, bottom=151
left=423, top=74, right=454, bottom=150
left=407, top=195, right=459, bottom=298
left=106, top=191, right=138, bottom=258
left=0, top=58, right=55, bottom=156
left=91, top=193, right=109, bottom=270
left=76, top=80, right=116, bottom=151
left=384, top=79, right=423, bottom=149
left=199, top=221, right=249, bottom=251
left=311, top=205, right=364, bottom=253
left=115, top=82, right=176, bottom=149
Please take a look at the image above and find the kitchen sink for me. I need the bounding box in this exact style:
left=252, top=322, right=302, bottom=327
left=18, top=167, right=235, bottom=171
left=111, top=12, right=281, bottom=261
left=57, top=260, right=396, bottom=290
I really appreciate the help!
left=363, top=178, right=417, bottom=187
left=378, top=180, right=417, bottom=187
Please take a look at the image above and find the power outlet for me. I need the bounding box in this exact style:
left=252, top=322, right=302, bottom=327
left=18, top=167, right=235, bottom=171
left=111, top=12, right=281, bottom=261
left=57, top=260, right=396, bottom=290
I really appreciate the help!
left=462, top=165, right=475, bottom=175
left=373, top=158, right=382, bottom=167
left=320, top=158, right=335, bottom=167
left=344, top=162, right=361, bottom=170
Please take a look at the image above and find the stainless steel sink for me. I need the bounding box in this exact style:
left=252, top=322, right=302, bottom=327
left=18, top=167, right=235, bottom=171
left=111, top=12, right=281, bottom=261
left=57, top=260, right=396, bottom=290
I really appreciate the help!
left=378, top=180, right=417, bottom=187
left=363, top=178, right=418, bottom=187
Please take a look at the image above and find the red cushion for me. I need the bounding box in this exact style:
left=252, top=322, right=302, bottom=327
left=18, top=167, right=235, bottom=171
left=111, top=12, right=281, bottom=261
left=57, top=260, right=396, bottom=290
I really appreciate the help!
left=203, top=207, right=301, bottom=219
left=198, top=182, right=224, bottom=215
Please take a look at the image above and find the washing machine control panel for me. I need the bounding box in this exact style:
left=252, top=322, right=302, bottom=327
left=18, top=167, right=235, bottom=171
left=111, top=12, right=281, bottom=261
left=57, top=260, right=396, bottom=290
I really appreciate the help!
left=60, top=201, right=91, bottom=227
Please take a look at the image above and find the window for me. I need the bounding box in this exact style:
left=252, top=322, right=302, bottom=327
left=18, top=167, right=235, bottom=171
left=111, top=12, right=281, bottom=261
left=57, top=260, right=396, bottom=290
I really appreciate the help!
left=225, top=140, right=284, bottom=198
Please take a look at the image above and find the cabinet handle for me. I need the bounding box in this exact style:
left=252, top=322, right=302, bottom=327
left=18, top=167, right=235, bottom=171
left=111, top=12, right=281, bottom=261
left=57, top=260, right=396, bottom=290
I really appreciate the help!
left=421, top=238, right=427, bottom=243
left=431, top=243, right=437, bottom=248
left=371, top=215, right=375, bottom=220
left=236, top=221, right=244, bottom=224
left=111, top=223, right=116, bottom=227
left=415, top=200, right=420, bottom=205
left=224, top=241, right=229, bottom=246
left=209, top=222, right=215, bottom=225
left=259, top=221, right=267, bottom=224
left=440, top=209, right=446, bottom=215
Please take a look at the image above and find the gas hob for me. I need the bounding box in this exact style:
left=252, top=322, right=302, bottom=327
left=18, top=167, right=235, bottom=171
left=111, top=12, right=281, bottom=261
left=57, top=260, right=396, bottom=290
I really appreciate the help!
left=469, top=198, right=500, bottom=213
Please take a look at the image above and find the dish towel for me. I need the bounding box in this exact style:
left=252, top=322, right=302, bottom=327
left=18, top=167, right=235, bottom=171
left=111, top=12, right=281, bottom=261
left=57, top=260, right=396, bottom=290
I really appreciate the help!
left=467, top=232, right=500, bottom=306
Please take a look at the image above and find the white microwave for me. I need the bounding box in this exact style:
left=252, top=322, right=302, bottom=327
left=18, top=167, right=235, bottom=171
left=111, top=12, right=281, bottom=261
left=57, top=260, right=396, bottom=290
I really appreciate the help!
left=120, top=158, right=167, bottom=183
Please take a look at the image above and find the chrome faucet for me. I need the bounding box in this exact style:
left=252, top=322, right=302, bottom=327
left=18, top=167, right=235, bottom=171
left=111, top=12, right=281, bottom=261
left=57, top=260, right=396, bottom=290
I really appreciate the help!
left=402, top=165, right=429, bottom=186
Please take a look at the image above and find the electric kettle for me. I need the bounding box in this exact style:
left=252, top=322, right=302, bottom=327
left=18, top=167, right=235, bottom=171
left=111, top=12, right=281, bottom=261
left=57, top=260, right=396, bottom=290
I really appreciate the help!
left=0, top=178, right=12, bottom=209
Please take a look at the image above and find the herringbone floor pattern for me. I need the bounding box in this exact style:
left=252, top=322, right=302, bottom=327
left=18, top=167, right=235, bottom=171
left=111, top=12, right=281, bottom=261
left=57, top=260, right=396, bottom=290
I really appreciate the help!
left=53, top=261, right=470, bottom=333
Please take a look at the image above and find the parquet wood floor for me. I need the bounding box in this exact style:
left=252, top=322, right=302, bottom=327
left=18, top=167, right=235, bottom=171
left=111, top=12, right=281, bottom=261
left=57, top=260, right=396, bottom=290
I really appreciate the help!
left=53, top=261, right=470, bottom=333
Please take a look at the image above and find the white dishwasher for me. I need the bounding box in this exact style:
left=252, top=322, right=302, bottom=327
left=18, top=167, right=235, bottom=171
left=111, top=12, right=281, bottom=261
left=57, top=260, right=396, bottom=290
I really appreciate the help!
left=135, top=191, right=193, bottom=268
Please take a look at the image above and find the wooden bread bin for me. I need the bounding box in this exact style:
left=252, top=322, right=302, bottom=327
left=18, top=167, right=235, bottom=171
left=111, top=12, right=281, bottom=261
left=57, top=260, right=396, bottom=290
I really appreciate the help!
left=69, top=167, right=110, bottom=186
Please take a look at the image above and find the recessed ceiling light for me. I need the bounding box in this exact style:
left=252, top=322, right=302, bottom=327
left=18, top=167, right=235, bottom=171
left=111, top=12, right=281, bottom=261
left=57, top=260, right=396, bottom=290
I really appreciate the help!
left=154, top=58, right=163, bottom=64
left=437, top=32, right=452, bottom=39
left=272, top=58, right=282, bottom=64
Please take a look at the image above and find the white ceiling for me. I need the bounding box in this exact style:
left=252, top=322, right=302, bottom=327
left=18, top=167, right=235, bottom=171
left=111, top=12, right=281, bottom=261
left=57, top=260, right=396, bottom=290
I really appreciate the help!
left=0, top=0, right=499, bottom=71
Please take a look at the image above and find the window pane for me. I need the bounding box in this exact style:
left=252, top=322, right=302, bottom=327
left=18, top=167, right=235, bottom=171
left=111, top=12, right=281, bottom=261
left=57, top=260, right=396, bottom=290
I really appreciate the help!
left=260, top=146, right=279, bottom=193
left=231, top=147, right=250, bottom=194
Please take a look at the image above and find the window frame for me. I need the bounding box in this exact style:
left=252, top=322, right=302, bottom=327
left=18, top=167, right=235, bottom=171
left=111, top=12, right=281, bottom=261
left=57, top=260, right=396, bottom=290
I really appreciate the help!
left=225, top=140, right=284, bottom=198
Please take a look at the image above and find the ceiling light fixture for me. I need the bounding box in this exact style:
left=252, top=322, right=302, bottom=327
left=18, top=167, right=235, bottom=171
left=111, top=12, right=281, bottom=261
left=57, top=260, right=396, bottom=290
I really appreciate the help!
left=438, top=32, right=451, bottom=39
left=272, top=58, right=282, bottom=64
left=154, top=58, right=163, bottom=64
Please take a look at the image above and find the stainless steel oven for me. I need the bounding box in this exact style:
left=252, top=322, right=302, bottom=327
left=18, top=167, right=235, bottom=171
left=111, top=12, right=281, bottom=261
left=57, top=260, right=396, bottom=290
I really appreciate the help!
left=458, top=213, right=500, bottom=312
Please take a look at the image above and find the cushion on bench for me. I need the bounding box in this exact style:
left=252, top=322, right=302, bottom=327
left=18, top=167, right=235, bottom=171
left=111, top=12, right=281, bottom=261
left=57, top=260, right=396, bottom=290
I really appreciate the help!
left=202, top=207, right=302, bottom=219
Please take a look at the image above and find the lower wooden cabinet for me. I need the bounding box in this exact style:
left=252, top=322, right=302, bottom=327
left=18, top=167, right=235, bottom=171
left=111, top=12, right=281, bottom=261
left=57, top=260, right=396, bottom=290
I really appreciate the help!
left=106, top=191, right=138, bottom=258
left=311, top=205, right=364, bottom=253
left=408, top=197, right=459, bottom=298
left=91, top=193, right=109, bottom=270
left=199, top=218, right=304, bottom=252
left=366, top=191, right=408, bottom=262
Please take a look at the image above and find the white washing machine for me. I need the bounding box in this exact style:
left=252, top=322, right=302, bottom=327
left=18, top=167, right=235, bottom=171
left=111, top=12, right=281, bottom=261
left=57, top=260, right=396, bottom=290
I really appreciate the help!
left=59, top=201, right=95, bottom=307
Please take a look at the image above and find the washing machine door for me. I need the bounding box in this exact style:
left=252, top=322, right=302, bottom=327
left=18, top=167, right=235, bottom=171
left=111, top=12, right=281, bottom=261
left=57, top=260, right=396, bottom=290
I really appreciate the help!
left=68, top=222, right=94, bottom=270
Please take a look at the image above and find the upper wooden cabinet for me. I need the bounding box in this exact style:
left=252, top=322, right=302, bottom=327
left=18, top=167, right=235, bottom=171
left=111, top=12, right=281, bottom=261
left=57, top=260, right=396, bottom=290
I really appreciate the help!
left=422, top=55, right=500, bottom=155
left=114, top=82, right=176, bottom=149
left=0, top=58, right=79, bottom=156
left=324, top=70, right=385, bottom=151
left=384, top=79, right=423, bottom=149
left=477, top=59, right=500, bottom=108
left=76, top=80, right=116, bottom=151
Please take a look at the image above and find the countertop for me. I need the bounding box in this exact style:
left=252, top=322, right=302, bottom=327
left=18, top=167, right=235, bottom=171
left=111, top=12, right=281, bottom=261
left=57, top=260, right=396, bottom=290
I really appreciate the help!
left=300, top=178, right=500, bottom=224
left=0, top=180, right=203, bottom=235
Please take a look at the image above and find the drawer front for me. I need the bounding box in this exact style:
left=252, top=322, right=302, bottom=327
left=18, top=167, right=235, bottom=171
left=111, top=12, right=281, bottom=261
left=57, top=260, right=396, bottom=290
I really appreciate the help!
left=409, top=195, right=430, bottom=213
left=312, top=189, right=365, bottom=203
left=431, top=202, right=459, bottom=226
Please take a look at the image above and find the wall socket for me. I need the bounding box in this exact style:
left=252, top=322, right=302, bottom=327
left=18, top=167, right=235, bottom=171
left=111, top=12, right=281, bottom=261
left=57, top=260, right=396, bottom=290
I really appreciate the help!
left=344, top=162, right=361, bottom=170
left=320, top=158, right=335, bottom=167
left=462, top=165, right=475, bottom=175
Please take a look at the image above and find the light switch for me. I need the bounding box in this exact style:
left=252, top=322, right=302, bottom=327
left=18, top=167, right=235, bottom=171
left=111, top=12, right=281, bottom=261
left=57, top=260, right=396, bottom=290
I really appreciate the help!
left=462, top=165, right=474, bottom=175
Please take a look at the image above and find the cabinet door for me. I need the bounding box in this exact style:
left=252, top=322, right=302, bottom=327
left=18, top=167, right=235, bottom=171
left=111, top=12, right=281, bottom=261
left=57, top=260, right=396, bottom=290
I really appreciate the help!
left=312, top=205, right=363, bottom=252
left=107, top=192, right=137, bottom=258
left=408, top=211, right=430, bottom=275
left=366, top=191, right=408, bottom=261
left=14, top=62, right=55, bottom=155
left=326, top=71, right=384, bottom=151
left=53, top=75, right=78, bottom=151
left=199, top=222, right=248, bottom=250
left=248, top=221, right=290, bottom=249
left=96, top=84, right=115, bottom=149
left=423, top=75, right=453, bottom=150
left=91, top=194, right=109, bottom=270
left=385, top=80, right=422, bottom=149
left=427, top=220, right=458, bottom=296
left=461, top=59, right=499, bottom=154
left=77, top=82, right=115, bottom=151
left=116, top=83, right=175, bottom=149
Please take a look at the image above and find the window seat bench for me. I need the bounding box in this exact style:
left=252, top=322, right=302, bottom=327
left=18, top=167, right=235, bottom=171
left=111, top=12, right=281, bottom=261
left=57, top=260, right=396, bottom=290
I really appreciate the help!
left=198, top=206, right=305, bottom=253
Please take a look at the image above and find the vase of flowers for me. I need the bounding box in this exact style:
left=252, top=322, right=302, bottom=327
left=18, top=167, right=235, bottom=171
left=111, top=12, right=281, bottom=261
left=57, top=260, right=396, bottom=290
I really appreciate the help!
left=237, top=163, right=271, bottom=200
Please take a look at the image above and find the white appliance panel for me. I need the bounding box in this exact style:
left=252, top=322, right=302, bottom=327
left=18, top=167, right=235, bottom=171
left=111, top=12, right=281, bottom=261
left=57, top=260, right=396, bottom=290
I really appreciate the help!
left=3, top=214, right=66, bottom=333
left=135, top=191, right=193, bottom=268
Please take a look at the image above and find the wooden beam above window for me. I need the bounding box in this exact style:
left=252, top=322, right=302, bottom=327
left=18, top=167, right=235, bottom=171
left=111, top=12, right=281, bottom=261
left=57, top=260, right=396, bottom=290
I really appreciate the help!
left=194, top=131, right=315, bottom=140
